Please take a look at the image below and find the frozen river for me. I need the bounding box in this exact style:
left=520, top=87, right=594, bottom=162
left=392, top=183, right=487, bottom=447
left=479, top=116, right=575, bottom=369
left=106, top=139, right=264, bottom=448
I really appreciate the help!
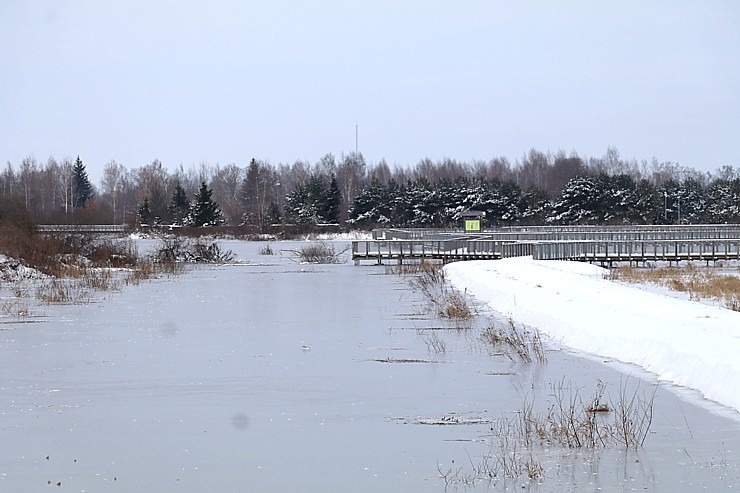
left=1, top=239, right=740, bottom=491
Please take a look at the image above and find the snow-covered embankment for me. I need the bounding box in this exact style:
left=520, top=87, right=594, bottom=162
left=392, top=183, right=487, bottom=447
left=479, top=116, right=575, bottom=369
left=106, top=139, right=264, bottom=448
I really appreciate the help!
left=444, top=256, right=740, bottom=414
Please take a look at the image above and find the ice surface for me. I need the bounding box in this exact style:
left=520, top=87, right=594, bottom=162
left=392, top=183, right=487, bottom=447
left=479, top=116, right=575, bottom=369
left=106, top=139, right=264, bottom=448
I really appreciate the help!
left=1, top=242, right=740, bottom=491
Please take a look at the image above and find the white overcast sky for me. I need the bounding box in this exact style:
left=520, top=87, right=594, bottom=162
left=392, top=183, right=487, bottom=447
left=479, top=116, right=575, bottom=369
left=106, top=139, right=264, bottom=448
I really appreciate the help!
left=2, top=1, right=739, bottom=183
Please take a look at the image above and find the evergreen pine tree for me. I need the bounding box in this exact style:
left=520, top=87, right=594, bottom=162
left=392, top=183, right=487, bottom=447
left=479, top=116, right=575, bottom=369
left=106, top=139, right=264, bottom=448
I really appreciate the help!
left=240, top=158, right=262, bottom=226
left=519, top=188, right=550, bottom=225
left=187, top=182, right=224, bottom=227
left=137, top=197, right=152, bottom=226
left=168, top=183, right=190, bottom=225
left=72, top=156, right=94, bottom=208
left=306, top=174, right=327, bottom=223
left=347, top=177, right=386, bottom=226
left=548, top=176, right=603, bottom=224
left=284, top=174, right=333, bottom=225
left=267, top=201, right=282, bottom=225
left=324, top=173, right=341, bottom=224
left=284, top=183, right=310, bottom=224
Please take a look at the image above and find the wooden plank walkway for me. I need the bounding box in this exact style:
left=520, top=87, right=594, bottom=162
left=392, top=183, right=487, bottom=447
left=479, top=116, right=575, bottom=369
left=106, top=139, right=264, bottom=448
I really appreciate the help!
left=535, top=239, right=740, bottom=265
left=37, top=224, right=129, bottom=234
left=352, top=239, right=532, bottom=263
left=353, top=227, right=740, bottom=265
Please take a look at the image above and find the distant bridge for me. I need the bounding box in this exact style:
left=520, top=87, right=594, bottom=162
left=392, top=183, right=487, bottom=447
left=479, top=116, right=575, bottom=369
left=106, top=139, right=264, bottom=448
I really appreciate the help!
left=352, top=225, right=740, bottom=265
left=36, top=224, right=129, bottom=234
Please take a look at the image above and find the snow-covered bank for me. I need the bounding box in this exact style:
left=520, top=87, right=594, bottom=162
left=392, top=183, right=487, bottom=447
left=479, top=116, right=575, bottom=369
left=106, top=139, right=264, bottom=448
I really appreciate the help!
left=445, top=257, right=740, bottom=414
left=0, top=254, right=46, bottom=281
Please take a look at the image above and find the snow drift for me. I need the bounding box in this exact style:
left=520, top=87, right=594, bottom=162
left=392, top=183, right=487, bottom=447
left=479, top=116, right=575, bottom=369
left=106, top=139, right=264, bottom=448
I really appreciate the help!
left=444, top=256, right=740, bottom=414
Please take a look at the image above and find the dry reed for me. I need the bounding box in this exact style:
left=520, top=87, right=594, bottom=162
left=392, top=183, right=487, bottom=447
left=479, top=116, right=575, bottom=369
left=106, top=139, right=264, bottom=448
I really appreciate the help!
left=609, top=263, right=740, bottom=311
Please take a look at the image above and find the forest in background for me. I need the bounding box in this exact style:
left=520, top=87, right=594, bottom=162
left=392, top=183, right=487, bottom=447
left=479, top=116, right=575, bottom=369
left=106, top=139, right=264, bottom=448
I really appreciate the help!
left=2, top=147, right=740, bottom=230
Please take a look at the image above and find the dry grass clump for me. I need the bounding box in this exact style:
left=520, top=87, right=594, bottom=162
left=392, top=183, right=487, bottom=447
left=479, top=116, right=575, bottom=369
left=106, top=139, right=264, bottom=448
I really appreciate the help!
left=153, top=237, right=234, bottom=263
left=1, top=299, right=32, bottom=318
left=35, top=278, right=91, bottom=304
left=437, top=291, right=473, bottom=320
left=86, top=238, right=139, bottom=267
left=480, top=317, right=546, bottom=363
left=123, top=259, right=185, bottom=286
left=439, top=379, right=656, bottom=487
left=258, top=243, right=275, bottom=255
left=406, top=260, right=446, bottom=295
left=400, top=260, right=474, bottom=321
left=609, top=263, right=740, bottom=310
left=79, top=268, right=117, bottom=291
left=419, top=330, right=447, bottom=353
left=30, top=255, right=184, bottom=304
left=35, top=268, right=126, bottom=304
left=289, top=241, right=349, bottom=264
left=1, top=224, right=139, bottom=277
left=0, top=223, right=154, bottom=304
left=384, top=259, right=444, bottom=276
left=519, top=379, right=656, bottom=449
left=0, top=218, right=194, bottom=304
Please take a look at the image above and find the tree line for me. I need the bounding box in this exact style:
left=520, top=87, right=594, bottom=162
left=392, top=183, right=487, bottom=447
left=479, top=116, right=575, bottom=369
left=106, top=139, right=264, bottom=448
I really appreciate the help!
left=1, top=148, right=738, bottom=229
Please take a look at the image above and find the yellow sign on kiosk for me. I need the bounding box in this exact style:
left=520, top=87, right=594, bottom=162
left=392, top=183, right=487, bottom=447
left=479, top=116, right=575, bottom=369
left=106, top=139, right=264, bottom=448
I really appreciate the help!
left=465, top=219, right=481, bottom=232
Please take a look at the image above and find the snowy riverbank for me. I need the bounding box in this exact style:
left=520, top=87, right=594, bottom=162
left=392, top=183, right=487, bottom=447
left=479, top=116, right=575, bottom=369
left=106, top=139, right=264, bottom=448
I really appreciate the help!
left=444, top=257, right=740, bottom=415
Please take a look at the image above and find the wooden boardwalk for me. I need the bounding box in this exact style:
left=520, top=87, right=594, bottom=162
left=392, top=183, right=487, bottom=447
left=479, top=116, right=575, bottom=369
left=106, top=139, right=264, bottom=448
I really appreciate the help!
left=534, top=239, right=740, bottom=265
left=352, top=239, right=532, bottom=263
left=353, top=226, right=740, bottom=265
left=37, top=224, right=129, bottom=234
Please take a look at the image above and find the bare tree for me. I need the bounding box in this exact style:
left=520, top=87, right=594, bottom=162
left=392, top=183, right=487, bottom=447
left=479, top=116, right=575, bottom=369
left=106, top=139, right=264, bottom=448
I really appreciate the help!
left=368, top=160, right=391, bottom=185
left=336, top=152, right=366, bottom=221
left=715, top=165, right=738, bottom=182
left=516, top=149, right=551, bottom=192
left=472, top=157, right=513, bottom=182
left=648, top=159, right=686, bottom=188
left=382, top=164, right=400, bottom=184
left=56, top=157, right=76, bottom=219
left=1, top=162, right=16, bottom=198
left=195, top=161, right=214, bottom=186
left=39, top=157, right=63, bottom=222
left=316, top=153, right=337, bottom=177
left=211, top=163, right=243, bottom=225
left=602, top=146, right=624, bottom=175
left=135, top=159, right=170, bottom=223
left=547, top=152, right=585, bottom=197
left=19, top=157, right=38, bottom=213
left=118, top=168, right=138, bottom=225
left=101, top=160, right=126, bottom=223
left=436, top=158, right=467, bottom=181
left=277, top=159, right=312, bottom=206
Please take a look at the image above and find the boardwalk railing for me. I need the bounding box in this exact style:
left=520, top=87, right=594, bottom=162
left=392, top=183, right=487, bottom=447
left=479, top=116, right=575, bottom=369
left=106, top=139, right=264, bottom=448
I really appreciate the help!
left=37, top=224, right=129, bottom=233
left=376, top=225, right=740, bottom=242
left=353, top=226, right=740, bottom=264
left=533, top=239, right=740, bottom=263
left=352, top=239, right=533, bottom=262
